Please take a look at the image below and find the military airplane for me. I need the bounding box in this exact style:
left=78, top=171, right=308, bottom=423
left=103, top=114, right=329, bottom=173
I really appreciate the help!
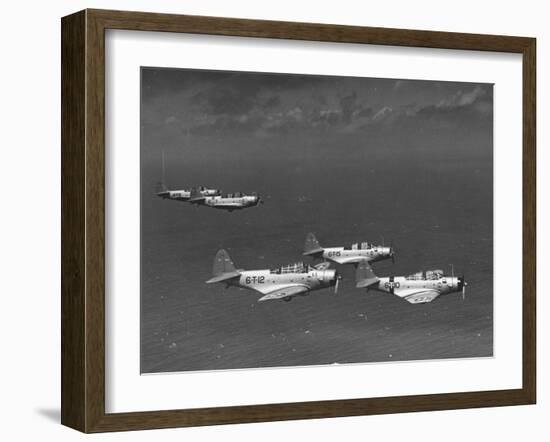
left=303, top=232, right=395, bottom=265
left=156, top=183, right=221, bottom=201
left=355, top=260, right=467, bottom=304
left=188, top=187, right=263, bottom=212
left=155, top=152, right=221, bottom=201
left=205, top=249, right=341, bottom=302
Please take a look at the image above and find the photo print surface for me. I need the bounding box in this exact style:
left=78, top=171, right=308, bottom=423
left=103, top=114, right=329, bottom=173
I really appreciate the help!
left=140, top=67, right=493, bottom=374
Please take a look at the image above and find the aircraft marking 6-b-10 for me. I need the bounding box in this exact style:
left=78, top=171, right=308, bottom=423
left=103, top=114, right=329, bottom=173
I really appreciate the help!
left=205, top=249, right=341, bottom=302
left=303, top=232, right=395, bottom=265
left=355, top=260, right=467, bottom=304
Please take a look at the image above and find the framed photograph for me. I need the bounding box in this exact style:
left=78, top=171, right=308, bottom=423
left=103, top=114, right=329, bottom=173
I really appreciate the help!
left=61, top=9, right=536, bottom=433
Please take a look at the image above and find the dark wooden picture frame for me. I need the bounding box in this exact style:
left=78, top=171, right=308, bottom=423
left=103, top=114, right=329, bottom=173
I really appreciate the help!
left=61, top=9, right=536, bottom=433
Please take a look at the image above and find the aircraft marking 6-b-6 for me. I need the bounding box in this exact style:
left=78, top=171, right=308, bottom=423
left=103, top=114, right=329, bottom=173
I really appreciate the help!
left=303, top=232, right=395, bottom=265
left=355, top=260, right=467, bottom=304
left=205, top=249, right=341, bottom=302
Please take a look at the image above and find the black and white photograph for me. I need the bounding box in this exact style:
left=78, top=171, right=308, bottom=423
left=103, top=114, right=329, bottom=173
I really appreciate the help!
left=140, top=67, right=493, bottom=374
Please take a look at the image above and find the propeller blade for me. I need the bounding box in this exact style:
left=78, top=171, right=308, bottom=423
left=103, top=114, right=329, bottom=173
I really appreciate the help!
left=460, top=275, right=467, bottom=301
left=390, top=239, right=396, bottom=263
left=334, top=276, right=340, bottom=294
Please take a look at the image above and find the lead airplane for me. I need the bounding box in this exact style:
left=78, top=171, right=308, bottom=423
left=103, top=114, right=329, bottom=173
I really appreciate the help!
left=303, top=232, right=395, bottom=265
left=189, top=187, right=263, bottom=212
left=355, top=260, right=467, bottom=304
left=205, top=249, right=341, bottom=302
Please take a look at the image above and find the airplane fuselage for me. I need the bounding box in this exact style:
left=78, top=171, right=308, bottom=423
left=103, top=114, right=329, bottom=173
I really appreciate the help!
left=229, top=268, right=337, bottom=294
left=371, top=275, right=461, bottom=303
left=157, top=188, right=219, bottom=201
left=201, top=195, right=260, bottom=211
left=321, top=246, right=393, bottom=264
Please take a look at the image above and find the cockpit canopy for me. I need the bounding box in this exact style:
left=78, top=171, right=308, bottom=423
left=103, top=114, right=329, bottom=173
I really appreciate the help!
left=224, top=192, right=244, bottom=198
left=348, top=242, right=372, bottom=250
left=271, top=262, right=310, bottom=274
left=405, top=269, right=444, bottom=280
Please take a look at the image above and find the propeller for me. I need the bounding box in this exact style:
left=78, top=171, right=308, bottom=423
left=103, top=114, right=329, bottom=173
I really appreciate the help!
left=334, top=272, right=342, bottom=294
left=390, top=239, right=396, bottom=264
left=254, top=193, right=265, bottom=205
left=458, top=275, right=467, bottom=301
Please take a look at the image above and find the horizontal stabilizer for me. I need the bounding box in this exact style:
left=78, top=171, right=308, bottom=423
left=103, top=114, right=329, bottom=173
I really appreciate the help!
left=355, top=260, right=379, bottom=288
left=303, top=247, right=324, bottom=256
left=205, top=271, right=241, bottom=284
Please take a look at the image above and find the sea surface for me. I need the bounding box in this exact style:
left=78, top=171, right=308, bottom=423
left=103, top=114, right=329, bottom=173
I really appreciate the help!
left=140, top=129, right=493, bottom=373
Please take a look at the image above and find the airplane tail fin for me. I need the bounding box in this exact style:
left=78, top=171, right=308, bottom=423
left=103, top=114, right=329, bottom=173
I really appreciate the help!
left=205, top=249, right=241, bottom=284
left=355, top=260, right=380, bottom=289
left=156, top=181, right=168, bottom=193
left=189, top=187, right=206, bottom=203
left=303, top=232, right=324, bottom=256
left=156, top=150, right=170, bottom=197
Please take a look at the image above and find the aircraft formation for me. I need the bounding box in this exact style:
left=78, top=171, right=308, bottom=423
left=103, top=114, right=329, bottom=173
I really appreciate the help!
left=156, top=152, right=263, bottom=212
left=205, top=232, right=467, bottom=304
left=157, top=183, right=263, bottom=212
left=156, top=154, right=467, bottom=305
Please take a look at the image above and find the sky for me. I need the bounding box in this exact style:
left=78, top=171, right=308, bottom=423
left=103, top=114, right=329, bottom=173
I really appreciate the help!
left=141, top=67, right=493, bottom=144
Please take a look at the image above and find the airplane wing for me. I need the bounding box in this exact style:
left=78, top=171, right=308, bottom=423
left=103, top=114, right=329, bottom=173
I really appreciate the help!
left=188, top=196, right=206, bottom=204
left=314, top=262, right=331, bottom=270
left=330, top=255, right=372, bottom=265
left=394, top=288, right=441, bottom=304
left=257, top=285, right=309, bottom=302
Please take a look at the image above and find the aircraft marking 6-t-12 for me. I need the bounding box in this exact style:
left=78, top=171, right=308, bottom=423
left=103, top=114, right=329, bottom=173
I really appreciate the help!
left=206, top=249, right=340, bottom=302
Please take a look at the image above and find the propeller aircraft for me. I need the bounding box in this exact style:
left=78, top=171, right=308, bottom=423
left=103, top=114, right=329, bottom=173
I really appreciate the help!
left=355, top=260, right=467, bottom=304
left=303, top=232, right=395, bottom=265
left=189, top=187, right=263, bottom=212
left=155, top=151, right=221, bottom=201
left=156, top=183, right=221, bottom=201
left=206, top=249, right=341, bottom=302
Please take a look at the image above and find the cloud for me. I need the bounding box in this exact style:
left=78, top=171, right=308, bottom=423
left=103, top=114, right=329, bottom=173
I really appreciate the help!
left=416, top=85, right=492, bottom=120
left=169, top=70, right=493, bottom=138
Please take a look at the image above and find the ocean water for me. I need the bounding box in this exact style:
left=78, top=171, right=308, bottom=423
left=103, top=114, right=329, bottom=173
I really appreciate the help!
left=140, top=128, right=493, bottom=373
